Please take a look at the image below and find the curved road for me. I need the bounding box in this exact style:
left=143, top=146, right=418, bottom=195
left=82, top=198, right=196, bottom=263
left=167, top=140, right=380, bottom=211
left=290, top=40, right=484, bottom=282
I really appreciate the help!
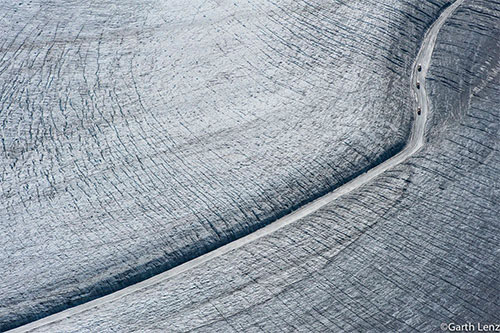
left=8, top=0, right=465, bottom=331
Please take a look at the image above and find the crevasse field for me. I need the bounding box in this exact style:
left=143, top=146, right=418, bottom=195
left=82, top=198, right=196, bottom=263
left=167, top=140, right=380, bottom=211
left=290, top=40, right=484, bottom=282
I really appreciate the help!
left=1, top=0, right=498, bottom=331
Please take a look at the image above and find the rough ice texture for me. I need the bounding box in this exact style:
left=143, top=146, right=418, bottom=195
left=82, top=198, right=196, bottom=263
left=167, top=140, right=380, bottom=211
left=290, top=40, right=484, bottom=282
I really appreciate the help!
left=1, top=0, right=491, bottom=330
left=27, top=0, right=500, bottom=331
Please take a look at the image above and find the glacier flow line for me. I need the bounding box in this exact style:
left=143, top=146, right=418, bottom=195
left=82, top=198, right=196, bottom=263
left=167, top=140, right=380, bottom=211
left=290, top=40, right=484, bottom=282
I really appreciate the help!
left=8, top=0, right=465, bottom=331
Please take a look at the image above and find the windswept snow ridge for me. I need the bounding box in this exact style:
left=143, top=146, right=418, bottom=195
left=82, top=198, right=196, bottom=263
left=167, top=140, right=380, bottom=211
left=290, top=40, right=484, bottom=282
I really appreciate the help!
left=6, top=0, right=466, bottom=331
